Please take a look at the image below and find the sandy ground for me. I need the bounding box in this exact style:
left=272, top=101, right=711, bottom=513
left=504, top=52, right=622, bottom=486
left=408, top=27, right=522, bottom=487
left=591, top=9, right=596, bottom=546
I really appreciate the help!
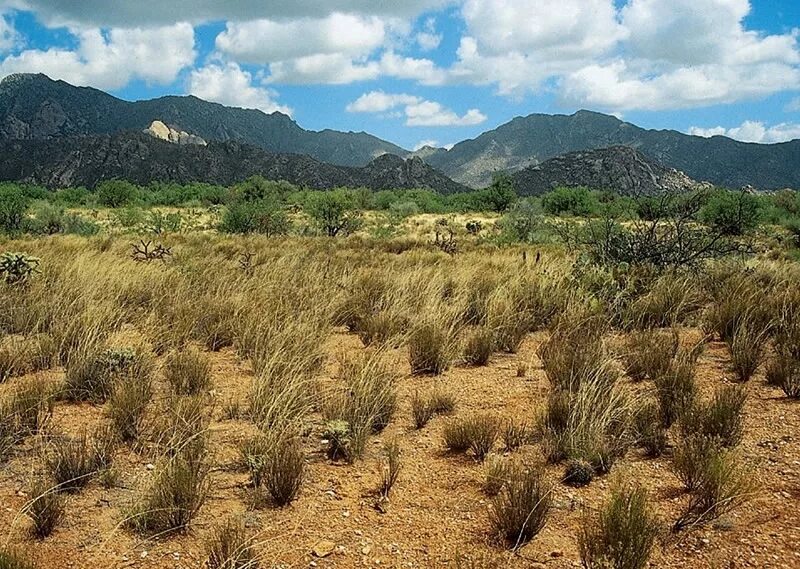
left=1, top=328, right=798, bottom=569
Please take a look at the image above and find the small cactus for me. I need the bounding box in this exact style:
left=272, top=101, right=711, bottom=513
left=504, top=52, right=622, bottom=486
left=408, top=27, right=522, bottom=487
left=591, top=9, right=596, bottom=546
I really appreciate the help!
left=563, top=459, right=595, bottom=487
left=323, top=420, right=351, bottom=460
left=0, top=252, right=40, bottom=285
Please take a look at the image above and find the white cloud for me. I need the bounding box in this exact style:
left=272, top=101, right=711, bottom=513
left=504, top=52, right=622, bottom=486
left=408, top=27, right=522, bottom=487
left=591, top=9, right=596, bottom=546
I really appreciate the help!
left=689, top=120, right=800, bottom=143
left=216, top=13, right=386, bottom=63
left=413, top=139, right=439, bottom=150
left=348, top=90, right=487, bottom=127
left=188, top=62, right=292, bottom=115
left=0, top=23, right=196, bottom=90
left=379, top=51, right=446, bottom=85
left=16, top=0, right=448, bottom=27
left=787, top=97, right=800, bottom=112
left=416, top=17, right=441, bottom=51
left=0, top=12, right=19, bottom=52
left=268, top=53, right=379, bottom=84
left=346, top=91, right=421, bottom=113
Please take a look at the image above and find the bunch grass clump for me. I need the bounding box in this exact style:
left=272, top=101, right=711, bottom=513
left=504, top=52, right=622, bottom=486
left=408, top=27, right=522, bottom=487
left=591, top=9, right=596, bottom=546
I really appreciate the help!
left=578, top=483, right=661, bottom=569
left=623, top=329, right=678, bottom=381
left=205, top=518, right=260, bottom=569
left=443, top=414, right=499, bottom=461
left=462, top=326, right=495, bottom=367
left=680, top=385, right=747, bottom=448
left=408, top=317, right=461, bottom=376
left=164, top=347, right=212, bottom=395
left=26, top=477, right=64, bottom=539
left=490, top=467, right=553, bottom=549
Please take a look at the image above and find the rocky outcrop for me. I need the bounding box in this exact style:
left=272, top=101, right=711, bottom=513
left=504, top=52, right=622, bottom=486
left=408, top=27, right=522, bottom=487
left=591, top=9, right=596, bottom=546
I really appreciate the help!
left=144, top=120, right=206, bottom=146
left=0, top=132, right=470, bottom=193
left=511, top=146, right=707, bottom=196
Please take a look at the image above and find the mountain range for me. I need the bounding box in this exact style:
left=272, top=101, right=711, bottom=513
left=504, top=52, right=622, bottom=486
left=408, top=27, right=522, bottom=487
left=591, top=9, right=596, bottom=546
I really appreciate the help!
left=0, top=73, right=798, bottom=192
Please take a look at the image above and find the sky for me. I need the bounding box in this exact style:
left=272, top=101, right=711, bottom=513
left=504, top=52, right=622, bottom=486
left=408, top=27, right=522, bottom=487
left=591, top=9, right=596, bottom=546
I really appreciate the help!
left=0, top=0, right=798, bottom=151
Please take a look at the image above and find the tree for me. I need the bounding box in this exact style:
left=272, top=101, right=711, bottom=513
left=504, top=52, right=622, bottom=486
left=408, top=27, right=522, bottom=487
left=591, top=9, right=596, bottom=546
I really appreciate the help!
left=0, top=184, right=29, bottom=232
left=97, top=180, right=138, bottom=208
left=541, top=187, right=599, bottom=216
left=700, top=189, right=762, bottom=236
left=305, top=190, right=362, bottom=237
left=219, top=199, right=289, bottom=235
left=485, top=173, right=518, bottom=213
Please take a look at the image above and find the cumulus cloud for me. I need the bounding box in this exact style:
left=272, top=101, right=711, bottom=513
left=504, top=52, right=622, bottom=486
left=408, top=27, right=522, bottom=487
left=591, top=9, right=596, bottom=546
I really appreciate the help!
left=15, top=0, right=448, bottom=27
left=689, top=121, right=800, bottom=143
left=188, top=62, right=292, bottom=115
left=347, top=90, right=486, bottom=127
left=0, top=12, right=19, bottom=52
left=216, top=14, right=386, bottom=63
left=268, top=54, right=380, bottom=84
left=0, top=23, right=196, bottom=90
left=416, top=17, right=441, bottom=51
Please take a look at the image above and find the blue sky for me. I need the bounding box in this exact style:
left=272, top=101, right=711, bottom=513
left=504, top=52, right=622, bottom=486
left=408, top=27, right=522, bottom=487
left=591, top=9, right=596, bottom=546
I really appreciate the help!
left=0, top=0, right=798, bottom=150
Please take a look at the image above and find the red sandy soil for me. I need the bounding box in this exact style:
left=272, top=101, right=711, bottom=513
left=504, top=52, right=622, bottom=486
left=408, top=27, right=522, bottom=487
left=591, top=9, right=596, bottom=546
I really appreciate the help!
left=1, top=329, right=798, bottom=568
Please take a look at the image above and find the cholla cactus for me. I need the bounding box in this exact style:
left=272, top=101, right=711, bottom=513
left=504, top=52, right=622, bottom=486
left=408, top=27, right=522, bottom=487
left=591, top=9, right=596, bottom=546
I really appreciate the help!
left=0, top=252, right=40, bottom=285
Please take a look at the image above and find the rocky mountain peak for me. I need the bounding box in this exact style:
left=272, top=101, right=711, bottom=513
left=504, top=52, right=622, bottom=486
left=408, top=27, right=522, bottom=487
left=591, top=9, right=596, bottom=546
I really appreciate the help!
left=145, top=120, right=207, bottom=146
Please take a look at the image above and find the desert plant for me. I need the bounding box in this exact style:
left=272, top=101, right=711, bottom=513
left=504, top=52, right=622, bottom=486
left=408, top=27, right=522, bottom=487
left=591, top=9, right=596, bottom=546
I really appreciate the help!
left=65, top=346, right=153, bottom=403
left=261, top=434, right=305, bottom=507
left=6, top=378, right=53, bottom=438
left=0, top=252, right=40, bottom=285
left=0, top=549, right=37, bottom=569
left=563, top=459, right=595, bottom=488
left=442, top=419, right=472, bottom=453
left=632, top=400, right=668, bottom=458
left=43, top=432, right=100, bottom=492
left=429, top=387, right=457, bottom=414
left=127, top=452, right=209, bottom=535
left=728, top=315, right=770, bottom=382
left=578, top=483, right=661, bottom=569
left=205, top=518, right=259, bottom=569
left=378, top=439, right=402, bottom=499
left=490, top=467, right=553, bottom=549
left=540, top=370, right=631, bottom=474
left=410, top=391, right=434, bottom=429
left=408, top=318, right=460, bottom=375
left=652, top=350, right=699, bottom=427
left=623, top=329, right=678, bottom=381
left=680, top=385, right=746, bottom=448
left=462, top=327, right=495, bottom=366
left=322, top=420, right=352, bottom=461
left=107, top=371, right=153, bottom=443
left=164, top=347, right=212, bottom=395
left=673, top=444, right=753, bottom=532
left=502, top=418, right=530, bottom=452
left=483, top=456, right=512, bottom=496
left=26, top=477, right=64, bottom=539
left=443, top=414, right=499, bottom=461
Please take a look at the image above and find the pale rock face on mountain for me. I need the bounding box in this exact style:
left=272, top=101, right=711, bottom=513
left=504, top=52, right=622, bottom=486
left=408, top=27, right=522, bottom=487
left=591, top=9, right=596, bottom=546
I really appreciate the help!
left=145, top=120, right=207, bottom=146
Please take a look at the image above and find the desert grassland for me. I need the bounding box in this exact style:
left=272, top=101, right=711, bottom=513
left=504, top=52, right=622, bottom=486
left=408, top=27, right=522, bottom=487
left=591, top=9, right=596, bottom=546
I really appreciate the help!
left=0, top=230, right=799, bottom=569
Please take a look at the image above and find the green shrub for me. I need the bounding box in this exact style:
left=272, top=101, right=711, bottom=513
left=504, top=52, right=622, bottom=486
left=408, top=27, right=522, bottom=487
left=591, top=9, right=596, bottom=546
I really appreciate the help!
left=541, top=187, right=599, bottom=217
left=578, top=483, right=660, bottom=569
left=0, top=185, right=29, bottom=233
left=700, top=189, right=762, bottom=236
left=219, top=199, right=289, bottom=235
left=305, top=190, right=362, bottom=237
left=97, top=180, right=138, bottom=208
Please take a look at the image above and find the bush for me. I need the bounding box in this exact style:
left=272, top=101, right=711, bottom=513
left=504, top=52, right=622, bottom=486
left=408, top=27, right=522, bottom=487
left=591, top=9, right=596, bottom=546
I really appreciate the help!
left=632, top=400, right=668, bottom=458
left=410, top=391, right=435, bottom=429
left=164, top=348, right=212, bottom=395
left=578, top=483, right=660, bottom=569
left=97, top=180, right=138, bottom=208
left=728, top=316, right=770, bottom=382
left=490, top=467, right=552, bottom=548
left=408, top=319, right=459, bottom=375
left=26, top=477, right=64, bottom=539
left=653, top=349, right=699, bottom=427
left=107, top=371, right=153, bottom=443
left=127, top=452, right=209, bottom=535
left=673, top=443, right=753, bottom=531
left=700, top=189, right=762, bottom=236
left=219, top=199, right=289, bottom=236
left=540, top=371, right=631, bottom=474
left=305, top=190, right=362, bottom=237
left=462, top=326, right=494, bottom=366
left=43, top=432, right=102, bottom=493
left=205, top=519, right=259, bottom=569
left=680, top=385, right=746, bottom=448
left=623, top=329, right=678, bottom=381
left=541, top=187, right=598, bottom=217
left=0, top=185, right=29, bottom=233
left=672, top=435, right=720, bottom=492
left=485, top=173, right=517, bottom=213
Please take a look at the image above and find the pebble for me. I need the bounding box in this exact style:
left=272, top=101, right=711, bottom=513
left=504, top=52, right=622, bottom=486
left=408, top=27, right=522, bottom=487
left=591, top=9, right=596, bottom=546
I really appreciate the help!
left=312, top=540, right=336, bottom=558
